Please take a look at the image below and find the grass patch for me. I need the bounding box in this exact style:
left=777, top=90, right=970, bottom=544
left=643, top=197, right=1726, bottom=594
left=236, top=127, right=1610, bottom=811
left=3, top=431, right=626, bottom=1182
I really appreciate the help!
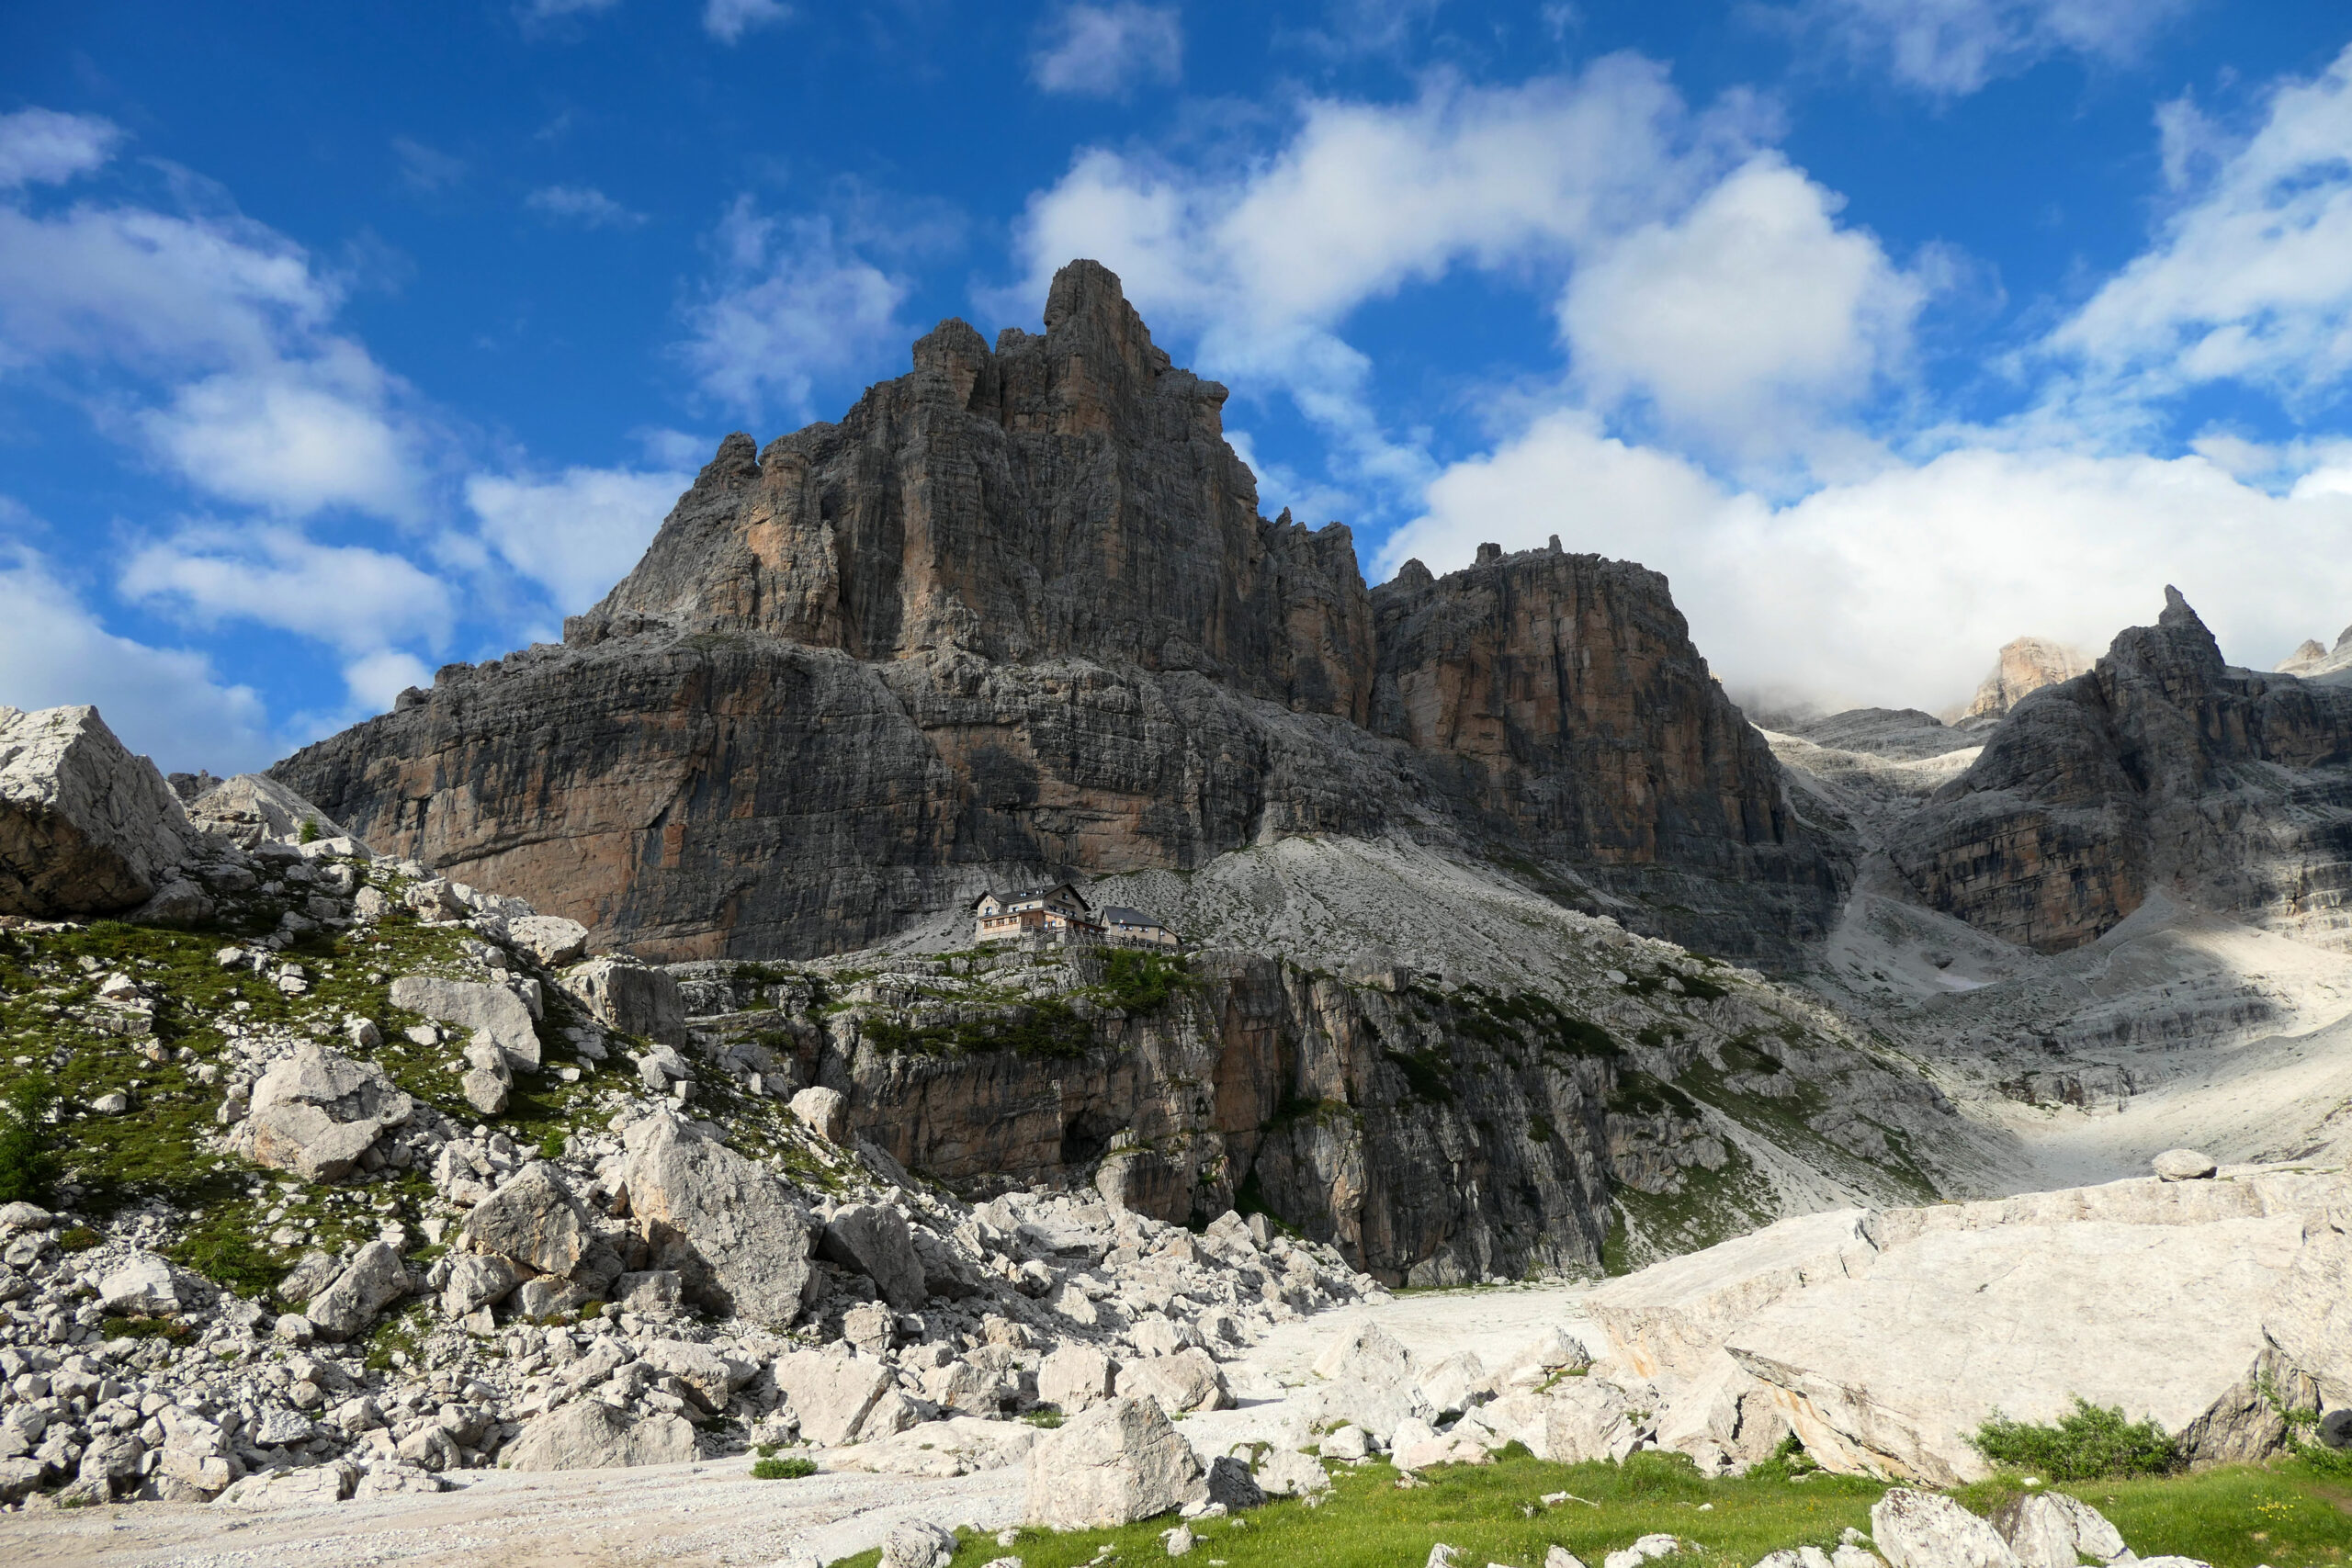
left=1955, top=1457, right=2352, bottom=1568
left=1095, top=949, right=1191, bottom=1014
left=751, top=1456, right=818, bottom=1480
left=1970, top=1399, right=2179, bottom=1481
left=101, top=1314, right=193, bottom=1342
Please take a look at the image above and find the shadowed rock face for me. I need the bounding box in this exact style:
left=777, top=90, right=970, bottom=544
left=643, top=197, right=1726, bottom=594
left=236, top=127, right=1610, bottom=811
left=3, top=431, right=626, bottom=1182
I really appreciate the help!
left=274, top=261, right=1838, bottom=963
left=1891, top=589, right=2352, bottom=953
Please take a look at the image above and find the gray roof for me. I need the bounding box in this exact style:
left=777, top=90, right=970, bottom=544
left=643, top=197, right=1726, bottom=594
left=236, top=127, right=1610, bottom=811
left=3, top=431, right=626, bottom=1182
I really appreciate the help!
left=1099, top=906, right=1166, bottom=927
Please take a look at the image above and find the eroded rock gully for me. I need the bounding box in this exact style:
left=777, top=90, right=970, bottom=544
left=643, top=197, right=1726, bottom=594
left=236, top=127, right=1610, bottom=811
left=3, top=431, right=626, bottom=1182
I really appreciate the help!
left=274, top=261, right=1838, bottom=966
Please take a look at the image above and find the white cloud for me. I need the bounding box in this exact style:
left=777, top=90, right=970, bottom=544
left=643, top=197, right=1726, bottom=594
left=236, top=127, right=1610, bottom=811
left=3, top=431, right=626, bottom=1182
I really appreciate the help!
left=0, top=532, right=270, bottom=773
left=390, top=136, right=467, bottom=194
left=525, top=184, right=647, bottom=228
left=1382, top=420, right=2352, bottom=715
left=2044, top=44, right=2352, bottom=412
left=118, top=524, right=454, bottom=655
left=704, top=0, right=790, bottom=44
left=1781, top=0, right=2194, bottom=96
left=341, top=648, right=431, bottom=713
left=678, top=201, right=908, bottom=420
left=0, top=183, right=424, bottom=520
left=465, top=466, right=692, bottom=613
left=1031, top=5, right=1183, bottom=97
left=1558, top=155, right=1927, bottom=463
left=523, top=0, right=621, bottom=17
left=0, top=108, right=123, bottom=188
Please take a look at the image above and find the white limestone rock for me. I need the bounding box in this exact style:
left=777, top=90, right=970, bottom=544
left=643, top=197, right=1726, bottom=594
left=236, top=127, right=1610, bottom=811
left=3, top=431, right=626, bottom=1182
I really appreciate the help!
left=1024, top=1395, right=1205, bottom=1530
left=620, top=1111, right=814, bottom=1325
left=0, top=705, right=194, bottom=916
left=561, top=955, right=688, bottom=1044
left=389, top=975, right=542, bottom=1072
left=505, top=1400, right=698, bottom=1471
left=241, top=1043, right=413, bottom=1181
left=1871, top=1490, right=2021, bottom=1568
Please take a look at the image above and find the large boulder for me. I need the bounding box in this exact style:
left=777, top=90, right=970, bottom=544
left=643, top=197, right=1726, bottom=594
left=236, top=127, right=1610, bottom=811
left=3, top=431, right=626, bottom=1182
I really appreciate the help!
left=505, top=1400, right=698, bottom=1471
left=389, top=976, right=542, bottom=1071
left=1118, top=1348, right=1231, bottom=1415
left=185, top=772, right=356, bottom=851
left=1727, top=1213, right=2307, bottom=1483
left=1483, top=1375, right=1646, bottom=1463
left=1991, top=1492, right=2130, bottom=1568
left=1024, top=1396, right=1204, bottom=1530
left=1039, top=1343, right=1116, bottom=1413
left=621, top=1112, right=815, bottom=1325
left=1310, top=1314, right=1414, bottom=1386
left=458, top=1165, right=589, bottom=1277
left=561, top=956, right=687, bottom=1045
left=242, top=1043, right=413, bottom=1181
left=820, top=1203, right=927, bottom=1311
left=508, top=914, right=589, bottom=965
left=1871, top=1489, right=2022, bottom=1568
left=0, top=705, right=191, bottom=916
left=98, top=1250, right=184, bottom=1316
left=772, top=1345, right=894, bottom=1445
left=306, top=1240, right=415, bottom=1339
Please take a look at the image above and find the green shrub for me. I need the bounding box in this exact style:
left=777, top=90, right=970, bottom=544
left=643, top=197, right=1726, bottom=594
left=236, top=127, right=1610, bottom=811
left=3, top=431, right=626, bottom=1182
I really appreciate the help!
left=1022, top=1408, right=1066, bottom=1428
left=102, top=1314, right=192, bottom=1342
left=298, top=818, right=321, bottom=844
left=57, top=1225, right=102, bottom=1252
left=1972, top=1398, right=2178, bottom=1480
left=1098, top=949, right=1190, bottom=1013
left=751, top=1456, right=817, bottom=1480
left=0, top=1076, right=60, bottom=1205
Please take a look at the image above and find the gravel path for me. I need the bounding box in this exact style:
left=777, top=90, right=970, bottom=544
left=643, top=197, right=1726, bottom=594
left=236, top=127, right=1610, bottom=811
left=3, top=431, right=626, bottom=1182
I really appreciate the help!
left=0, top=1283, right=1596, bottom=1568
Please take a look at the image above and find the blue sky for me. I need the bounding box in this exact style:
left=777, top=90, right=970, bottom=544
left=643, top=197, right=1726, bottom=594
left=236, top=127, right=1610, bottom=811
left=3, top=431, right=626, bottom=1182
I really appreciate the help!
left=6, top=1, right=2352, bottom=773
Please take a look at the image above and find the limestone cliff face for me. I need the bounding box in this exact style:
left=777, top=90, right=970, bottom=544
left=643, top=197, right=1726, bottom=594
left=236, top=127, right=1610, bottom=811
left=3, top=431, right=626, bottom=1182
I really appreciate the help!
left=1951, top=636, right=2090, bottom=727
left=1890, top=590, right=2352, bottom=953
left=276, top=262, right=1837, bottom=963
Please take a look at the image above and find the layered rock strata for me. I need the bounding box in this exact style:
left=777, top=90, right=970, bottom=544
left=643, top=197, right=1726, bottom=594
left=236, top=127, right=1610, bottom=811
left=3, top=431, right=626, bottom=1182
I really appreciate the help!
left=275, top=262, right=1836, bottom=964
left=1890, top=590, right=2352, bottom=953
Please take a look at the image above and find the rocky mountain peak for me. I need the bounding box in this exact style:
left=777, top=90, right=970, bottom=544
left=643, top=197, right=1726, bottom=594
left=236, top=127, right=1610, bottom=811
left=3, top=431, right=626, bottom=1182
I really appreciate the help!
left=1953, top=635, right=2090, bottom=725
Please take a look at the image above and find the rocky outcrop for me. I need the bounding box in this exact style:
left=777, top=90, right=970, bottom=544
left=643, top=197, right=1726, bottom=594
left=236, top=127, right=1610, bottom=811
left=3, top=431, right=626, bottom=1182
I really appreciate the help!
left=273, top=262, right=1837, bottom=965
left=1952, top=637, right=2091, bottom=728
left=2278, top=623, right=2352, bottom=679
left=1890, top=590, right=2352, bottom=953
left=0, top=705, right=191, bottom=916
left=235, top=1043, right=414, bottom=1182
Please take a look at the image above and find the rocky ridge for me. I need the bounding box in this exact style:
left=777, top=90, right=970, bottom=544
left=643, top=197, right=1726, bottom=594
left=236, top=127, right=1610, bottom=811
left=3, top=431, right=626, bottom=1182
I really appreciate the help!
left=272, top=261, right=1838, bottom=968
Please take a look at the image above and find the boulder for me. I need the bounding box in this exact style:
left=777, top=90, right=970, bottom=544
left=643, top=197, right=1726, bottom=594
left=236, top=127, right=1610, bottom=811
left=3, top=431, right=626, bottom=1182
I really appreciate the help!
left=1203, top=1452, right=1264, bottom=1509
left=305, top=1241, right=413, bottom=1339
left=789, top=1086, right=848, bottom=1143
left=1871, top=1490, right=2022, bottom=1568
left=1118, top=1348, right=1231, bottom=1415
left=621, top=1111, right=814, bottom=1325
left=1310, top=1314, right=1414, bottom=1386
left=824, top=1416, right=1038, bottom=1478
left=639, top=1337, right=751, bottom=1413
left=880, top=1520, right=957, bottom=1568
left=389, top=976, right=541, bottom=1072
left=1727, top=1214, right=2307, bottom=1483
left=1040, top=1343, right=1117, bottom=1413
left=1482, top=1376, right=1645, bottom=1464
left=0, top=705, right=192, bottom=916
left=772, top=1345, right=894, bottom=1445
left=505, top=1400, right=699, bottom=1471
left=561, top=956, right=688, bottom=1045
left=509, top=914, right=590, bottom=965
left=459, top=1164, right=590, bottom=1277
left=212, top=1461, right=360, bottom=1508
left=1024, top=1396, right=1205, bottom=1530
left=243, top=1043, right=413, bottom=1181
left=1991, top=1492, right=2131, bottom=1568
left=1416, top=1350, right=1486, bottom=1414
left=98, top=1250, right=182, bottom=1315
left=132, top=876, right=216, bottom=927
left=1288, top=1374, right=1432, bottom=1444
left=2152, top=1149, right=2218, bottom=1182
left=185, top=773, right=355, bottom=851
left=1252, top=1447, right=1330, bottom=1498
left=615, top=1269, right=684, bottom=1316
left=820, top=1203, right=927, bottom=1311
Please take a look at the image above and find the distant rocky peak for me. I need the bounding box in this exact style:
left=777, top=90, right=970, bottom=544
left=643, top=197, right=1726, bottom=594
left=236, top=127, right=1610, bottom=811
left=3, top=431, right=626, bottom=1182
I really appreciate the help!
left=1952, top=635, right=2091, bottom=725
left=2274, top=616, right=2352, bottom=678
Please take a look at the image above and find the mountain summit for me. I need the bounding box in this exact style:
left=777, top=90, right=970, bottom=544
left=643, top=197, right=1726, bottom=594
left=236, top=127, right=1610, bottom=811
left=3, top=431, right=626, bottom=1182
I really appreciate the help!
left=277, top=262, right=1838, bottom=961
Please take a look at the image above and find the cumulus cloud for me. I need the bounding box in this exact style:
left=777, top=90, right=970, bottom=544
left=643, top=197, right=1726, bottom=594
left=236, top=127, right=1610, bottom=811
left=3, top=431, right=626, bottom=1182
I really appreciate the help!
left=678, top=200, right=908, bottom=420
left=1558, top=155, right=1927, bottom=463
left=118, top=523, right=455, bottom=655
left=1381, top=420, right=2352, bottom=715
left=0, top=107, right=124, bottom=188
left=1031, top=4, right=1183, bottom=97
left=1007, top=60, right=1915, bottom=496
left=465, top=465, right=692, bottom=612
left=2043, top=44, right=2352, bottom=414
left=340, top=648, right=432, bottom=712
left=1778, top=0, right=2196, bottom=96
left=525, top=184, right=647, bottom=228
left=0, top=532, right=270, bottom=774
left=704, top=0, right=790, bottom=43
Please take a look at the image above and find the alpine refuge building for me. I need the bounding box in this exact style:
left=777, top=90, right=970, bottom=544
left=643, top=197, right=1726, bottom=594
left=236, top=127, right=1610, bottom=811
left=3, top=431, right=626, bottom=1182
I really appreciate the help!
left=971, top=884, right=1179, bottom=949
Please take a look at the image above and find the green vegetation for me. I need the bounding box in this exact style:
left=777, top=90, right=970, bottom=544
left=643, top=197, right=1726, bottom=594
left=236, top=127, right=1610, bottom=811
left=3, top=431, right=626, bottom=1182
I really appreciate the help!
left=101, top=1314, right=193, bottom=1342
left=1605, top=1072, right=1700, bottom=1120
left=751, top=1455, right=818, bottom=1480
left=1097, top=948, right=1190, bottom=1013
left=831, top=1447, right=2352, bottom=1568
left=1432, top=984, right=1619, bottom=1060
left=0, top=1074, right=60, bottom=1204
left=1021, top=1408, right=1067, bottom=1428
left=297, top=818, right=321, bottom=845
left=1384, top=1047, right=1456, bottom=1104
left=1971, top=1399, right=2180, bottom=1481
